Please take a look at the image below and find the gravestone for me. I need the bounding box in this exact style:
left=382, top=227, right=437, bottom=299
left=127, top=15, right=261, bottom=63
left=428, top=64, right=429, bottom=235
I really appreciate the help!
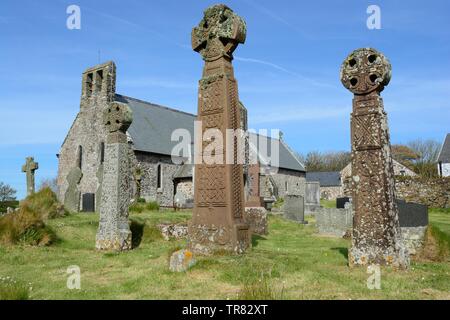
left=316, top=204, right=353, bottom=238
left=22, top=157, right=38, bottom=196
left=396, top=199, right=428, bottom=254
left=64, top=167, right=82, bottom=212
left=188, top=4, right=251, bottom=255
left=341, top=48, right=409, bottom=268
left=396, top=200, right=428, bottom=228
left=305, top=182, right=320, bottom=214
left=95, top=102, right=133, bottom=251
left=82, top=193, right=95, bottom=212
left=336, top=197, right=351, bottom=209
left=284, top=194, right=307, bottom=224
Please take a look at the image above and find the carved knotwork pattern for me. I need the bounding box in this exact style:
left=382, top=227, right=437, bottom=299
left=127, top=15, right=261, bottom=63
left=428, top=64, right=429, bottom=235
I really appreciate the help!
left=232, top=166, right=243, bottom=218
left=353, top=113, right=381, bottom=150
left=201, top=79, right=223, bottom=115
left=197, top=165, right=226, bottom=207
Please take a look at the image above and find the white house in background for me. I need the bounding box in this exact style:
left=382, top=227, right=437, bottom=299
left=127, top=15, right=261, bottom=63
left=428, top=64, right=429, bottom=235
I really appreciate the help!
left=437, top=134, right=450, bottom=177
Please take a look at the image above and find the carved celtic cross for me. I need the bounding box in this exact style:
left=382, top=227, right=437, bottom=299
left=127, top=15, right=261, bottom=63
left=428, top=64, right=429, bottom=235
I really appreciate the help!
left=340, top=47, right=391, bottom=95
left=192, top=4, right=246, bottom=62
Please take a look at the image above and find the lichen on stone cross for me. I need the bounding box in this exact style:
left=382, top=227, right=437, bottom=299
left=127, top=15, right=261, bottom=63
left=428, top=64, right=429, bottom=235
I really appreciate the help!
left=104, top=102, right=133, bottom=134
left=103, top=102, right=132, bottom=143
left=22, top=157, right=38, bottom=196
left=192, top=4, right=246, bottom=61
left=340, top=47, right=391, bottom=95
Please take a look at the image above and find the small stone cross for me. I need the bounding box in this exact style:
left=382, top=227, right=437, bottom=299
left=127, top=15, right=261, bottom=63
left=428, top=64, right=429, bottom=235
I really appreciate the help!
left=22, top=157, right=38, bottom=196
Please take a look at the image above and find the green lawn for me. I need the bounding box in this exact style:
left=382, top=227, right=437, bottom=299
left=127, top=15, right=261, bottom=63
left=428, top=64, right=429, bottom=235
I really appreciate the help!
left=0, top=209, right=449, bottom=300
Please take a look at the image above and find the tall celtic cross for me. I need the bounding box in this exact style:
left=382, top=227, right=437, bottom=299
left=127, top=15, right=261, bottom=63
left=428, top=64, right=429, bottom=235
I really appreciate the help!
left=96, top=101, right=133, bottom=251
left=188, top=4, right=251, bottom=255
left=341, top=48, right=409, bottom=268
left=22, top=157, right=38, bottom=196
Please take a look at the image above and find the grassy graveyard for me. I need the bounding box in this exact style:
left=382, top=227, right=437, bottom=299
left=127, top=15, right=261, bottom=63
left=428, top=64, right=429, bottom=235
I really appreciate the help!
left=0, top=208, right=449, bottom=300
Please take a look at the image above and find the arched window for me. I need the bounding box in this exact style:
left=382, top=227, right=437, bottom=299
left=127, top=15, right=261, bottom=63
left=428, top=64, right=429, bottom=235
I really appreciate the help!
left=100, top=142, right=105, bottom=164
left=78, top=145, right=83, bottom=170
left=157, top=164, right=162, bottom=190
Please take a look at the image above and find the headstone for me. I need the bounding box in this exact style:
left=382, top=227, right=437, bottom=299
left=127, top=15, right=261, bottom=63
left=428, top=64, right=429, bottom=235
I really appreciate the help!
left=316, top=205, right=353, bottom=238
left=396, top=200, right=428, bottom=228
left=169, top=249, right=196, bottom=272
left=22, top=157, right=38, bottom=196
left=244, top=207, right=268, bottom=235
left=246, top=164, right=265, bottom=207
left=336, top=197, right=351, bottom=209
left=284, top=194, right=307, bottom=224
left=188, top=4, right=251, bottom=255
left=305, top=182, right=320, bottom=214
left=82, top=193, right=95, bottom=212
left=95, top=102, right=133, bottom=251
left=341, top=48, right=409, bottom=268
left=64, top=167, right=82, bottom=212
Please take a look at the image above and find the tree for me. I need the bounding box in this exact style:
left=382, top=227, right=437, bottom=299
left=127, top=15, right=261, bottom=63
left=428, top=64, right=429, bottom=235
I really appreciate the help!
left=407, top=139, right=441, bottom=164
left=405, top=139, right=441, bottom=178
left=0, top=182, right=17, bottom=202
left=298, top=151, right=351, bottom=172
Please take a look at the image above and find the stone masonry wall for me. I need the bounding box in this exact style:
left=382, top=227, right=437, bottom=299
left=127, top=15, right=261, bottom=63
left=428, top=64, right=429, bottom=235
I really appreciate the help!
left=395, top=176, right=450, bottom=208
left=133, top=152, right=179, bottom=207
left=260, top=168, right=306, bottom=200
left=57, top=62, right=115, bottom=209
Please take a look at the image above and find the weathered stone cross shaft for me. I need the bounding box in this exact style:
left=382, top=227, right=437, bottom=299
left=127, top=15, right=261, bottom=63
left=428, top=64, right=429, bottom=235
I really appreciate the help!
left=96, top=102, right=133, bottom=251
left=22, top=157, right=38, bottom=196
left=341, top=48, right=409, bottom=268
left=188, top=4, right=251, bottom=255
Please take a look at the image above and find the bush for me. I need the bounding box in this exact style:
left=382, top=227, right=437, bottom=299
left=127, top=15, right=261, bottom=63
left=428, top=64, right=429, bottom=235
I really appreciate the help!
left=0, top=201, right=19, bottom=213
left=273, top=198, right=284, bottom=209
left=0, top=205, right=57, bottom=246
left=146, top=201, right=159, bottom=211
left=0, top=188, right=63, bottom=246
left=0, top=277, right=30, bottom=300
left=21, top=187, right=67, bottom=220
left=137, top=198, right=146, bottom=203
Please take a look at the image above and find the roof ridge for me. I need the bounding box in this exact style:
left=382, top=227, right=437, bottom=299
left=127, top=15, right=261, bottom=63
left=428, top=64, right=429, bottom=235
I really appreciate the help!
left=280, top=139, right=306, bottom=171
left=115, top=94, right=196, bottom=117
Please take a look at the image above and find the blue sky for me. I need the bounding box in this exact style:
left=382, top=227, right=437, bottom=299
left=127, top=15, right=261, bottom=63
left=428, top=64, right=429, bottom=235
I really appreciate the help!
left=0, top=0, right=449, bottom=199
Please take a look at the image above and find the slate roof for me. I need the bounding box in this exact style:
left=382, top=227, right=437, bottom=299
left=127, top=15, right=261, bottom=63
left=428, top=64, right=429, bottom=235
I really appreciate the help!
left=116, top=94, right=305, bottom=172
left=116, top=94, right=196, bottom=156
left=306, top=171, right=341, bottom=187
left=438, top=134, right=450, bottom=163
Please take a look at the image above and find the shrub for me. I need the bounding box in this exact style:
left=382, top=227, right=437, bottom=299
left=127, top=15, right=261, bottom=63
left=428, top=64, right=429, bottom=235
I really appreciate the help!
left=273, top=198, right=284, bottom=209
left=0, top=205, right=57, bottom=246
left=146, top=201, right=160, bottom=211
left=21, top=187, right=67, bottom=220
left=137, top=198, right=146, bottom=203
left=0, top=277, right=30, bottom=300
left=0, top=201, right=19, bottom=213
left=129, top=203, right=144, bottom=213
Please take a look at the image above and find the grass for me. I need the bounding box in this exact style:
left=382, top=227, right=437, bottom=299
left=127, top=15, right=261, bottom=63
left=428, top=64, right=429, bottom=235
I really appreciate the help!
left=0, top=209, right=449, bottom=300
left=0, top=276, right=31, bottom=300
left=320, top=199, right=336, bottom=208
